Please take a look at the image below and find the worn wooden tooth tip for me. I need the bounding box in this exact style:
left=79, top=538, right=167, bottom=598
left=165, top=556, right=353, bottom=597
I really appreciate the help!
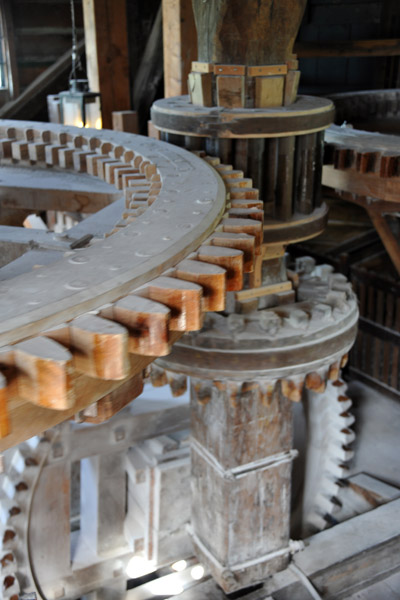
left=13, top=337, right=74, bottom=410
left=174, top=259, right=227, bottom=312
left=104, top=295, right=171, bottom=357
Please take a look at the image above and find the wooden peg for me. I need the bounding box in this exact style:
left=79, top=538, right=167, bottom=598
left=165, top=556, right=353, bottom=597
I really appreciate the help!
left=137, top=276, right=203, bottom=331
left=13, top=337, right=74, bottom=410
left=103, top=295, right=171, bottom=356
left=196, top=245, right=244, bottom=291
left=174, top=259, right=226, bottom=312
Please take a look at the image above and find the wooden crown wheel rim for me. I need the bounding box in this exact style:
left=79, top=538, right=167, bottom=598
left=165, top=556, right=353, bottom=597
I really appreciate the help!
left=0, top=120, right=266, bottom=449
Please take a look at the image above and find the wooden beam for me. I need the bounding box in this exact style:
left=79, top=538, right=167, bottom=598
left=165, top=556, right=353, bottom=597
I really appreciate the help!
left=0, top=39, right=85, bottom=119
left=132, top=5, right=163, bottom=132
left=82, top=0, right=131, bottom=129
left=367, top=209, right=400, bottom=276
left=266, top=499, right=400, bottom=599
left=295, top=38, right=400, bottom=58
left=322, top=165, right=400, bottom=204
left=162, top=0, right=197, bottom=97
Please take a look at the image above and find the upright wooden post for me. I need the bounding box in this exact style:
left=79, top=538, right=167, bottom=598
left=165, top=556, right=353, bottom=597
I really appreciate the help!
left=82, top=0, right=131, bottom=129
left=162, top=0, right=197, bottom=97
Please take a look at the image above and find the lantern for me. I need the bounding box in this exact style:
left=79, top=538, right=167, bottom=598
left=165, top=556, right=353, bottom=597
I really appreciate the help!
left=59, top=78, right=102, bottom=129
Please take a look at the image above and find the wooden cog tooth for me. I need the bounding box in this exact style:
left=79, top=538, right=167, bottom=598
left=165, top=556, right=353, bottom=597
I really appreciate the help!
left=208, top=231, right=256, bottom=273
left=196, top=245, right=244, bottom=291
left=228, top=207, right=264, bottom=222
left=150, top=364, right=168, bottom=387
left=86, top=153, right=111, bottom=177
left=79, top=373, right=143, bottom=424
left=225, top=177, right=253, bottom=189
left=193, top=381, right=213, bottom=404
left=166, top=372, right=187, bottom=397
left=230, top=199, right=263, bottom=210
left=328, top=362, right=340, bottom=381
left=214, top=163, right=232, bottom=172
left=229, top=187, right=259, bottom=200
left=220, top=169, right=244, bottom=180
left=0, top=372, right=10, bottom=439
left=203, top=155, right=220, bottom=166
left=280, top=378, right=304, bottom=402
left=136, top=276, right=203, bottom=332
left=101, top=295, right=171, bottom=357
left=305, top=372, right=327, bottom=393
left=340, top=353, right=349, bottom=367
left=45, top=314, right=130, bottom=380
left=222, top=217, right=263, bottom=253
left=13, top=337, right=74, bottom=410
left=174, top=259, right=227, bottom=312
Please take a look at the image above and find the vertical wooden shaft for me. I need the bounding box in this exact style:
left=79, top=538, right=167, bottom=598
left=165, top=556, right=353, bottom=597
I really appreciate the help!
left=162, top=0, right=197, bottom=97
left=294, top=133, right=317, bottom=215
left=192, top=0, right=307, bottom=65
left=83, top=0, right=131, bottom=129
left=190, top=379, right=294, bottom=593
left=275, top=136, right=295, bottom=220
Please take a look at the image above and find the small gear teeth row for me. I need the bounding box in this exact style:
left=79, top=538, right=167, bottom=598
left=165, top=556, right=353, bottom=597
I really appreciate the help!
left=0, top=138, right=263, bottom=437
left=0, top=436, right=48, bottom=599
left=301, top=379, right=356, bottom=535
left=324, top=124, right=400, bottom=178
left=0, top=124, right=160, bottom=228
left=148, top=352, right=349, bottom=402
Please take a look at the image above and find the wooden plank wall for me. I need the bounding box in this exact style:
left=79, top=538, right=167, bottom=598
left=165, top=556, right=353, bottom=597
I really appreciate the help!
left=350, top=267, right=400, bottom=398
left=10, top=0, right=84, bottom=92
left=296, top=0, right=400, bottom=95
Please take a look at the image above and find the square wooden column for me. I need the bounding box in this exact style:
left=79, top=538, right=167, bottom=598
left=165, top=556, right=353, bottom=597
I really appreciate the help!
left=162, top=0, right=197, bottom=97
left=83, top=0, right=131, bottom=129
left=189, top=379, right=296, bottom=593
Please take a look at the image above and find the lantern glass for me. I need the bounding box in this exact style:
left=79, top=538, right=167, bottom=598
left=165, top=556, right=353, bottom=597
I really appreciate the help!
left=61, top=95, right=85, bottom=128
left=59, top=79, right=102, bottom=129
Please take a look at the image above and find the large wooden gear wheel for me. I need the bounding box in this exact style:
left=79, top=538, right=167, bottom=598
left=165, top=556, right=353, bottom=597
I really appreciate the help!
left=0, top=120, right=264, bottom=450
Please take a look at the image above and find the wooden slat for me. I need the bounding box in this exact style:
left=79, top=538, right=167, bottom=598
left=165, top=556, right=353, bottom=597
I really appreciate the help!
left=295, top=38, right=400, bottom=58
